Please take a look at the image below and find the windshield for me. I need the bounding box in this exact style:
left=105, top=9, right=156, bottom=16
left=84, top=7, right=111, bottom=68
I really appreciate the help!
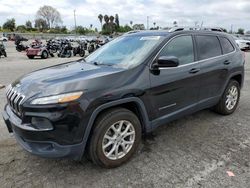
left=85, top=35, right=164, bottom=69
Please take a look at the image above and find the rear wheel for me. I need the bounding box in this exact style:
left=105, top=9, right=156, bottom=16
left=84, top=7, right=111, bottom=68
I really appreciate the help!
left=213, top=80, right=240, bottom=115
left=41, top=50, right=48, bottom=59
left=88, top=108, right=141, bottom=168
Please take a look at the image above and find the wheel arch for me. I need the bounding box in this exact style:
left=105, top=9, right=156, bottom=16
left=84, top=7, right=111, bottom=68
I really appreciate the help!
left=79, top=97, right=151, bottom=159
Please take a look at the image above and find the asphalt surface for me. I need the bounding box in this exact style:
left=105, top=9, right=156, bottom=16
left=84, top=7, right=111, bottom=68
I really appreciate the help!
left=0, top=41, right=249, bottom=188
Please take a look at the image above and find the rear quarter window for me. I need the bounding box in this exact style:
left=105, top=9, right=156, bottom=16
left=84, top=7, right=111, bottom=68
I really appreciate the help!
left=219, top=37, right=235, bottom=54
left=196, top=35, right=222, bottom=60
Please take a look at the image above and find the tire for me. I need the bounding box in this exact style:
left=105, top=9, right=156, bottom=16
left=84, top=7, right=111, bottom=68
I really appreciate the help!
left=16, top=47, right=22, bottom=52
left=41, top=50, right=48, bottom=59
left=213, top=80, right=240, bottom=115
left=88, top=108, right=142, bottom=168
left=65, top=50, right=72, bottom=58
left=73, top=48, right=77, bottom=56
left=79, top=50, right=85, bottom=57
left=27, top=55, right=34, bottom=59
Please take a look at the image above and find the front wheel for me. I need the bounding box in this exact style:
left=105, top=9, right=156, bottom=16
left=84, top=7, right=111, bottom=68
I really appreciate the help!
left=88, top=108, right=141, bottom=168
left=65, top=50, right=72, bottom=58
left=79, top=50, right=85, bottom=57
left=213, top=80, right=240, bottom=115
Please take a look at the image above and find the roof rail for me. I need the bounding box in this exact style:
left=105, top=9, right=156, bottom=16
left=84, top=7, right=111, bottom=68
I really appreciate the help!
left=169, top=27, right=225, bottom=33
left=169, top=27, right=200, bottom=32
left=126, top=30, right=140, bottom=34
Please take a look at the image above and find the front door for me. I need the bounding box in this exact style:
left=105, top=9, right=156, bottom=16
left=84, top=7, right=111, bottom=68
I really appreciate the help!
left=149, top=35, right=201, bottom=125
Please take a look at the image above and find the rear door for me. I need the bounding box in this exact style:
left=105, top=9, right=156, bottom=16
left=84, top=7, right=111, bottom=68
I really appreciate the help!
left=195, top=35, right=231, bottom=104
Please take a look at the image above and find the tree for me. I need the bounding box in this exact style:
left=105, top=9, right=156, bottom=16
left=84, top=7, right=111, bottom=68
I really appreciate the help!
left=25, top=20, right=32, bottom=29
left=2, top=18, right=16, bottom=31
left=104, top=15, right=110, bottom=25
left=133, top=24, right=145, bottom=30
left=74, top=26, right=94, bottom=35
left=98, top=14, right=103, bottom=30
left=109, top=16, right=115, bottom=32
left=237, top=28, right=244, bottom=35
left=115, top=14, right=119, bottom=28
left=130, top=21, right=133, bottom=27
left=90, top=24, right=93, bottom=29
left=103, top=15, right=110, bottom=32
left=34, top=18, right=48, bottom=31
left=36, top=5, right=62, bottom=29
left=173, top=21, right=178, bottom=27
left=153, top=22, right=156, bottom=28
left=16, top=25, right=26, bottom=32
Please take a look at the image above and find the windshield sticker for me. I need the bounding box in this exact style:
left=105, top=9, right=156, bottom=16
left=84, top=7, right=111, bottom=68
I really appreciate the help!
left=140, top=36, right=161, bottom=41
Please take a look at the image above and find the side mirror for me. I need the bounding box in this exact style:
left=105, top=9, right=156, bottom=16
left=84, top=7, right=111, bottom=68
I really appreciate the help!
left=154, top=56, right=179, bottom=68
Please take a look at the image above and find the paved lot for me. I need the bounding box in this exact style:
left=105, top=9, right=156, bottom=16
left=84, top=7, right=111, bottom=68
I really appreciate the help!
left=0, top=41, right=250, bottom=188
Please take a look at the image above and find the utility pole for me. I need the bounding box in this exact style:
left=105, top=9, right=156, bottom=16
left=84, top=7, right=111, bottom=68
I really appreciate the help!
left=231, top=24, right=233, bottom=34
left=147, top=16, right=149, bottom=30
left=74, top=10, right=77, bottom=35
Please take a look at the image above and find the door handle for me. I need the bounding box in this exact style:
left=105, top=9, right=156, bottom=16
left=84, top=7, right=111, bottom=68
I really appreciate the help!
left=224, top=60, right=231, bottom=65
left=189, top=68, right=200, bottom=74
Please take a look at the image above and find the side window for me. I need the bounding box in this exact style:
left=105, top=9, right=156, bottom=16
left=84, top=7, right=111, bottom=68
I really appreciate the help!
left=220, top=37, right=234, bottom=54
left=159, top=35, right=194, bottom=65
left=196, top=35, right=222, bottom=60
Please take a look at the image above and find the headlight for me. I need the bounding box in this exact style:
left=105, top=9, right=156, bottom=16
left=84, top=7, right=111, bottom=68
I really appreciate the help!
left=31, top=91, right=83, bottom=105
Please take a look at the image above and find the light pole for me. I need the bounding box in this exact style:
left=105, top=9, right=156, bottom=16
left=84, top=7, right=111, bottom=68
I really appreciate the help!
left=74, top=10, right=77, bottom=35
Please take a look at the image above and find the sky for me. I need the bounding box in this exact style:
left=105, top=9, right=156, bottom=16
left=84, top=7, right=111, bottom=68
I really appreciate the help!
left=0, top=0, right=250, bottom=31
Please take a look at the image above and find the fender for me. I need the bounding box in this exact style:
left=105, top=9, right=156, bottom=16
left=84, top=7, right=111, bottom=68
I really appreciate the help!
left=221, top=70, right=244, bottom=96
left=78, top=97, right=151, bottom=159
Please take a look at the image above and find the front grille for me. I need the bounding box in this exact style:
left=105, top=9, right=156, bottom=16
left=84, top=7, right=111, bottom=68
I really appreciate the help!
left=5, top=85, right=25, bottom=115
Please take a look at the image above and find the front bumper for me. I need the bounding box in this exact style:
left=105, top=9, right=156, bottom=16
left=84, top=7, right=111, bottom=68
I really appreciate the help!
left=2, top=104, right=88, bottom=160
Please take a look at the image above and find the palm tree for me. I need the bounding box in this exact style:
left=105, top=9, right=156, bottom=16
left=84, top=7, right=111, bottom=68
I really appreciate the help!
left=104, top=15, right=110, bottom=25
left=98, top=14, right=103, bottom=30
left=103, top=15, right=110, bottom=32
left=90, top=24, right=93, bottom=29
left=153, top=22, right=156, bottom=28
left=130, top=21, right=133, bottom=27
left=109, top=16, right=115, bottom=32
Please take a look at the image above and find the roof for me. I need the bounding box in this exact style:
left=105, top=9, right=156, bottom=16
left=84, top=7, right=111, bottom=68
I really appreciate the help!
left=124, top=29, right=231, bottom=38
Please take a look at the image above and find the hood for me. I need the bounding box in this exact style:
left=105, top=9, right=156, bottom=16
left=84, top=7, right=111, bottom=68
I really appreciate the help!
left=11, top=61, right=124, bottom=100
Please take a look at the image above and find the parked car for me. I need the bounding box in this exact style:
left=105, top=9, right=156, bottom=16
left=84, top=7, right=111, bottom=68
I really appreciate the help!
left=233, top=36, right=250, bottom=51
left=2, top=30, right=245, bottom=168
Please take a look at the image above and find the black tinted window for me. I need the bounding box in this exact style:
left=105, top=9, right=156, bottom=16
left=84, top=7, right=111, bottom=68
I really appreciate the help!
left=196, top=35, right=222, bottom=60
left=159, top=36, right=194, bottom=65
left=220, top=37, right=234, bottom=54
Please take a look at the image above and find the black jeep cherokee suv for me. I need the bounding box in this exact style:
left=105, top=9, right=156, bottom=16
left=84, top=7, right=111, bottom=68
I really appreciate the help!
left=2, top=30, right=244, bottom=168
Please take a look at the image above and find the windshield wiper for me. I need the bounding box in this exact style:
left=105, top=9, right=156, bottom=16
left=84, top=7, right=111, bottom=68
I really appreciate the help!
left=93, top=61, right=112, bottom=66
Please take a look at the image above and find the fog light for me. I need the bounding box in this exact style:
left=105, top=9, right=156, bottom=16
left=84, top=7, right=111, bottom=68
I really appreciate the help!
left=31, top=117, right=53, bottom=131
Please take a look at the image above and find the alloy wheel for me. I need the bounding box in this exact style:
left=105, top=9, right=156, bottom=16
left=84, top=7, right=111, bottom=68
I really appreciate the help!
left=102, top=120, right=135, bottom=160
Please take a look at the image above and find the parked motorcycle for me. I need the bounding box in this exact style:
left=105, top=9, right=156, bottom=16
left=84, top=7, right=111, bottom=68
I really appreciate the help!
left=0, top=41, right=7, bottom=58
left=73, top=41, right=87, bottom=57
left=46, top=39, right=60, bottom=54
left=58, top=40, right=72, bottom=58
left=15, top=36, right=29, bottom=52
